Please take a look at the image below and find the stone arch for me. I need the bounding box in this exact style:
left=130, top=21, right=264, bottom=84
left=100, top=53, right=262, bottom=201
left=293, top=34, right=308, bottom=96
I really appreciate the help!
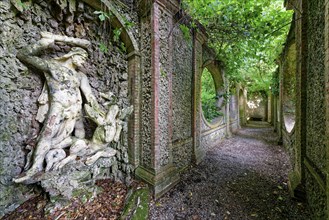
left=282, top=41, right=296, bottom=133
left=83, top=0, right=138, bottom=53
left=83, top=0, right=141, bottom=167
left=201, top=60, right=225, bottom=128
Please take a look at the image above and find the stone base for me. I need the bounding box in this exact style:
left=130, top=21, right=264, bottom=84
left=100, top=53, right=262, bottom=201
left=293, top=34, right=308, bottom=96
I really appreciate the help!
left=12, top=156, right=122, bottom=210
left=193, top=147, right=205, bottom=165
left=135, top=165, right=180, bottom=199
left=288, top=170, right=302, bottom=198
left=41, top=157, right=119, bottom=199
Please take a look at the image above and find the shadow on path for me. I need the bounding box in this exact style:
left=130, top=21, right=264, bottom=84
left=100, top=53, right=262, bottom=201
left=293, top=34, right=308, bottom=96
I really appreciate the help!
left=149, top=122, right=310, bottom=220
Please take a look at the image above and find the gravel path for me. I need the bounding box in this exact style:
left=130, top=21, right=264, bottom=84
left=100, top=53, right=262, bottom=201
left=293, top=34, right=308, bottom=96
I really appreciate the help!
left=149, top=122, right=311, bottom=220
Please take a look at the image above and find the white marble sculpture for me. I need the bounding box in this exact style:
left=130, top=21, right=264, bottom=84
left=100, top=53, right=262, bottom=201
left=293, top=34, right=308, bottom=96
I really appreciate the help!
left=13, top=32, right=132, bottom=183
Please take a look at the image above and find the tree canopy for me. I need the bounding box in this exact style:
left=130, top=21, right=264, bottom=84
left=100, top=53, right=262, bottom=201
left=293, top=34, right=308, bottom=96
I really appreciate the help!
left=182, top=0, right=293, bottom=94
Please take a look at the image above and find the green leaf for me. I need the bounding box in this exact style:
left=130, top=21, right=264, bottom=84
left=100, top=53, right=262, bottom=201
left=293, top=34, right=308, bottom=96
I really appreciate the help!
left=113, top=28, right=122, bottom=42
left=99, top=42, right=108, bottom=53
left=94, top=10, right=111, bottom=21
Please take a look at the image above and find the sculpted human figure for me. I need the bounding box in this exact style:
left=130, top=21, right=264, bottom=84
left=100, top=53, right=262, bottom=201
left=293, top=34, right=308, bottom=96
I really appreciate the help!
left=13, top=32, right=101, bottom=183
left=51, top=92, right=133, bottom=170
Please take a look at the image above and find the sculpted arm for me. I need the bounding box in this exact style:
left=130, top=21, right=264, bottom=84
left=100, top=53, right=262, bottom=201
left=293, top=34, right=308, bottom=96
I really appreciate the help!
left=17, top=32, right=91, bottom=72
left=16, top=36, right=55, bottom=72
left=41, top=32, right=90, bottom=48
left=80, top=72, right=105, bottom=125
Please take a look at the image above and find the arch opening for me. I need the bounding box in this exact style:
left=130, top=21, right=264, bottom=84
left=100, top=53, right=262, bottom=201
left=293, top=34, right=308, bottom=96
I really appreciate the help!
left=282, top=42, right=296, bottom=133
left=201, top=67, right=225, bottom=126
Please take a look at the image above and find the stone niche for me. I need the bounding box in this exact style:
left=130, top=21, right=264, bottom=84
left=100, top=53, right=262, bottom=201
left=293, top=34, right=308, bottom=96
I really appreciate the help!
left=282, top=42, right=296, bottom=133
left=0, top=0, right=138, bottom=216
left=200, top=54, right=228, bottom=151
left=246, top=93, right=266, bottom=121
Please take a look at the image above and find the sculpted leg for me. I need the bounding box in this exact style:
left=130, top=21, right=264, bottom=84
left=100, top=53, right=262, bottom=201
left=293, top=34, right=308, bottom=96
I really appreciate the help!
left=45, top=149, right=66, bottom=171
left=53, top=155, right=77, bottom=170
left=13, top=106, right=63, bottom=183
left=53, top=139, right=89, bottom=170
left=85, top=148, right=117, bottom=166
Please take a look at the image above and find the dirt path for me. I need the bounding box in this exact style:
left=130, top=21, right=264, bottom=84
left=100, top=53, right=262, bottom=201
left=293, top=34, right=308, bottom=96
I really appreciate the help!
left=149, top=122, right=311, bottom=220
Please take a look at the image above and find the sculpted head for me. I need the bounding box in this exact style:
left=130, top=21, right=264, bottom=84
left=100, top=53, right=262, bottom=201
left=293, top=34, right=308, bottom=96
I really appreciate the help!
left=55, top=47, right=88, bottom=67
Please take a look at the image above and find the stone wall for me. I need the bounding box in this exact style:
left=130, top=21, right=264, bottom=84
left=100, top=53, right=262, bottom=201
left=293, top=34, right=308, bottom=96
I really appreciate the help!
left=229, top=94, right=239, bottom=132
left=0, top=0, right=137, bottom=216
left=304, top=0, right=327, bottom=217
left=140, top=10, right=153, bottom=169
left=282, top=0, right=329, bottom=218
left=200, top=47, right=231, bottom=152
left=172, top=25, right=193, bottom=171
left=278, top=21, right=299, bottom=192
left=0, top=0, right=240, bottom=215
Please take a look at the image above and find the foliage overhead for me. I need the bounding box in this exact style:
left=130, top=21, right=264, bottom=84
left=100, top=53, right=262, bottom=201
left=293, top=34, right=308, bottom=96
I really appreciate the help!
left=182, top=0, right=293, bottom=94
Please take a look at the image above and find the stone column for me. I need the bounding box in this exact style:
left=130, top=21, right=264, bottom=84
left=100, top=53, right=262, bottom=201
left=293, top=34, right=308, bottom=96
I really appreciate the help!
left=268, top=94, right=273, bottom=124
left=278, top=57, right=283, bottom=145
left=273, top=96, right=278, bottom=132
left=324, top=0, right=329, bottom=212
left=135, top=0, right=179, bottom=198
left=237, top=85, right=242, bottom=128
left=192, top=30, right=206, bottom=164
left=224, top=74, right=232, bottom=137
left=128, top=51, right=141, bottom=168
left=243, top=88, right=248, bottom=125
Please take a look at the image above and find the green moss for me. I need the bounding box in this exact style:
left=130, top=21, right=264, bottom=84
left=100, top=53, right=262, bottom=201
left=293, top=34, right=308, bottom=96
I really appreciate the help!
left=288, top=170, right=301, bottom=197
left=72, top=187, right=96, bottom=203
left=120, top=187, right=150, bottom=220
left=0, top=132, right=10, bottom=142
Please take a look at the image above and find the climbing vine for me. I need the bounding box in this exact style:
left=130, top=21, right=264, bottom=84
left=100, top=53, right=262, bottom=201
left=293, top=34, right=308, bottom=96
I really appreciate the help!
left=182, top=0, right=293, bottom=94
left=93, top=3, right=135, bottom=54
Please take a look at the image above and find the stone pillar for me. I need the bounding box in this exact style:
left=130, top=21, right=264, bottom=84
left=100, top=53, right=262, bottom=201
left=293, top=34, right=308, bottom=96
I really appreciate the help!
left=268, top=94, right=273, bottom=124
left=128, top=51, right=141, bottom=168
left=135, top=0, right=179, bottom=198
left=324, top=0, right=329, bottom=213
left=267, top=94, right=272, bottom=124
left=277, top=56, right=284, bottom=144
left=237, top=85, right=242, bottom=128
left=299, top=0, right=308, bottom=183
left=264, top=94, right=269, bottom=122
left=225, top=74, right=232, bottom=137
left=192, top=30, right=206, bottom=164
left=243, top=88, right=248, bottom=124
left=273, top=96, right=278, bottom=132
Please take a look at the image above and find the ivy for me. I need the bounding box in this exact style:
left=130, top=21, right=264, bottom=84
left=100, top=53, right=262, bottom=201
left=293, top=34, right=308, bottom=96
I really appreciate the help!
left=94, top=10, right=111, bottom=21
left=99, top=42, right=108, bottom=53
left=183, top=0, right=293, bottom=93
left=271, top=70, right=280, bottom=96
left=113, top=28, right=122, bottom=43
left=94, top=8, right=130, bottom=54
left=179, top=24, right=191, bottom=41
